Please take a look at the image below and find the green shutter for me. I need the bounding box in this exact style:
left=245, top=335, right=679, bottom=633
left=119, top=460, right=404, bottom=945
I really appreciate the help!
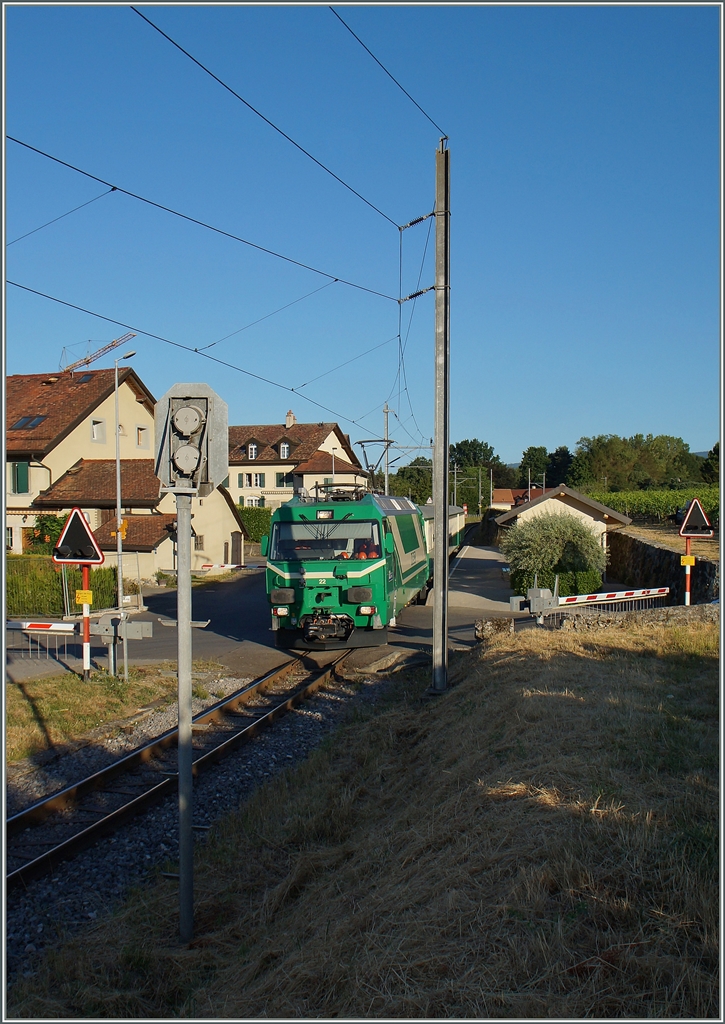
left=13, top=462, right=29, bottom=494
left=259, top=473, right=265, bottom=487
left=238, top=473, right=244, bottom=487
left=276, top=472, right=284, bottom=487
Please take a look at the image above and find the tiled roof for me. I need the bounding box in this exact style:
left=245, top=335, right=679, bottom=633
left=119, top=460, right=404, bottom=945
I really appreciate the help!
left=228, top=421, right=361, bottom=468
left=93, top=514, right=177, bottom=552
left=293, top=451, right=363, bottom=475
left=493, top=487, right=555, bottom=505
left=494, top=485, right=632, bottom=526
left=6, top=368, right=155, bottom=457
left=33, top=459, right=160, bottom=508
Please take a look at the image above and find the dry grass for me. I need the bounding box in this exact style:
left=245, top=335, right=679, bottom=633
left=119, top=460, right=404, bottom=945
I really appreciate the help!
left=8, top=621, right=719, bottom=1018
left=5, top=661, right=224, bottom=763
left=623, top=524, right=719, bottom=562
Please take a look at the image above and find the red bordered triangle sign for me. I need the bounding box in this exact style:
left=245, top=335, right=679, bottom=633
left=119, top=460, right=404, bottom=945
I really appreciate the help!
left=679, top=498, right=714, bottom=539
left=52, top=507, right=105, bottom=564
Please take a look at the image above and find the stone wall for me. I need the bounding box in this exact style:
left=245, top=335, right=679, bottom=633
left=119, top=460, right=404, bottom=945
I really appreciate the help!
left=559, top=602, right=719, bottom=632
left=608, top=530, right=719, bottom=605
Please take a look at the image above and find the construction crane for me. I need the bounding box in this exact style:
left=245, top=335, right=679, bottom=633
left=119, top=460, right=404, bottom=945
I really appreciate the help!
left=61, top=332, right=137, bottom=373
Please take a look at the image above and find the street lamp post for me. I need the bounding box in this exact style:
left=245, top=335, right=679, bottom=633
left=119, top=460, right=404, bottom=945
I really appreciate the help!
left=115, top=350, right=136, bottom=681
left=331, top=446, right=337, bottom=487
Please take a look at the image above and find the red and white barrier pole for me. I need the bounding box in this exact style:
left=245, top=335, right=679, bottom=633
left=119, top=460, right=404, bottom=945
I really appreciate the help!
left=684, top=537, right=691, bottom=607
left=82, top=563, right=91, bottom=680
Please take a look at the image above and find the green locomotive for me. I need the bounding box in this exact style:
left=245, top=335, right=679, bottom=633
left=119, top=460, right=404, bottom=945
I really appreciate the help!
left=261, top=490, right=430, bottom=649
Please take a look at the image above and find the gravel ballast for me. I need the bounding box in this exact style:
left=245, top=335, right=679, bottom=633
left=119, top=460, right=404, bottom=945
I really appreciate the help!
left=6, top=664, right=399, bottom=985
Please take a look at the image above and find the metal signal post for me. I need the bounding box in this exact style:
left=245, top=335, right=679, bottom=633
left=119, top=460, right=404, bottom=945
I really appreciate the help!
left=154, top=384, right=228, bottom=944
left=432, top=139, right=450, bottom=692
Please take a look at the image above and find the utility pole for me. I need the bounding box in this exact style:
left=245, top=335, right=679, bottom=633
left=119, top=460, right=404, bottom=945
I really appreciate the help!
left=528, top=467, right=531, bottom=502
left=478, top=465, right=482, bottom=515
left=384, top=404, right=389, bottom=495
left=490, top=466, right=493, bottom=508
left=453, top=463, right=458, bottom=507
left=432, top=138, right=450, bottom=693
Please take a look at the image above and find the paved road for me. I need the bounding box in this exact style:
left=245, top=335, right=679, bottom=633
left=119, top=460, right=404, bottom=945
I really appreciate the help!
left=5, top=545, right=520, bottom=683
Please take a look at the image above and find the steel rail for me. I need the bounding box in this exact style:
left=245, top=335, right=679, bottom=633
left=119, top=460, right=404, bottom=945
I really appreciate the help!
left=7, top=653, right=349, bottom=889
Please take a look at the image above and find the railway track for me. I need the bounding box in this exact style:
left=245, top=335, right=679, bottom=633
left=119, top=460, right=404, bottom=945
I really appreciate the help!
left=7, top=652, right=349, bottom=891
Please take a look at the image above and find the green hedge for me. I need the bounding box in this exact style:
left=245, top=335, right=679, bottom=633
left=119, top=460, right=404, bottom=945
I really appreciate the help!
left=237, top=505, right=273, bottom=543
left=510, top=568, right=602, bottom=598
left=6, top=556, right=117, bottom=617
left=586, top=486, right=719, bottom=522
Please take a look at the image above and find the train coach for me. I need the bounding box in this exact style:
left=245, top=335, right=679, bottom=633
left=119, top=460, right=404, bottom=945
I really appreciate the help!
left=261, top=489, right=467, bottom=650
left=419, top=503, right=466, bottom=568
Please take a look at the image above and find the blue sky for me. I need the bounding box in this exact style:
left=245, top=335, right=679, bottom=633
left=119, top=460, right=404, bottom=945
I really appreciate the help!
left=5, top=4, right=721, bottom=464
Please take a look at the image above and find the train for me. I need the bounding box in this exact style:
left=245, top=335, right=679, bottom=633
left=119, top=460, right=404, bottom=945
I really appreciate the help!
left=261, top=487, right=466, bottom=650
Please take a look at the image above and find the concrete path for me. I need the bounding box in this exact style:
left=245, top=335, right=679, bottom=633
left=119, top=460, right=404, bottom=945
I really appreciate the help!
left=427, top=544, right=521, bottom=617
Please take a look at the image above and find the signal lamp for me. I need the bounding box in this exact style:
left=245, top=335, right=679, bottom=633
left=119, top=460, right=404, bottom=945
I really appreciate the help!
left=359, top=605, right=377, bottom=616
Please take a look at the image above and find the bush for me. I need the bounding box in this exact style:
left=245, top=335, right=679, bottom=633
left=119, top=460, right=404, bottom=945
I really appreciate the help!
left=6, top=556, right=117, bottom=616
left=500, top=513, right=607, bottom=597
left=510, top=568, right=602, bottom=597
left=238, top=505, right=273, bottom=543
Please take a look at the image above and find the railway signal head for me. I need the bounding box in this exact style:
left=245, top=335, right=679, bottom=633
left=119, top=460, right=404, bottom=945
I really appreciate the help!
left=155, top=384, right=228, bottom=496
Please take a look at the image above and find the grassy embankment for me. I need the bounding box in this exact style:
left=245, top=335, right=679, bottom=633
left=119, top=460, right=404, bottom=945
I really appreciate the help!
left=6, top=663, right=224, bottom=764
left=622, top=524, right=719, bottom=562
left=8, top=619, right=719, bottom=1018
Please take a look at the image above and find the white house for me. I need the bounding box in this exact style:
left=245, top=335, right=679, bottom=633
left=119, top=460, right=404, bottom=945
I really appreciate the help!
left=228, top=410, right=366, bottom=510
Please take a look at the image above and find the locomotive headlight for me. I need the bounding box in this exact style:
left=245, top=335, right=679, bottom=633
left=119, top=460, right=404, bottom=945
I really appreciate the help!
left=172, top=443, right=201, bottom=474
left=359, top=605, right=377, bottom=616
left=273, top=606, right=290, bottom=616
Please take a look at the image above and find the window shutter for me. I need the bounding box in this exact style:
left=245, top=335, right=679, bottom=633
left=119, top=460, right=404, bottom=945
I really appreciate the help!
left=13, top=462, right=29, bottom=494
left=259, top=473, right=265, bottom=487
left=238, top=473, right=244, bottom=487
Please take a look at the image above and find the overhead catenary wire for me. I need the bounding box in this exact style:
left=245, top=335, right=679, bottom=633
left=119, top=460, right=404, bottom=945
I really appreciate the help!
left=329, top=7, right=448, bottom=137
left=295, top=334, right=399, bottom=390
left=7, top=280, right=387, bottom=439
left=6, top=188, right=117, bottom=246
left=131, top=6, right=399, bottom=229
left=198, top=281, right=337, bottom=352
left=6, top=137, right=398, bottom=303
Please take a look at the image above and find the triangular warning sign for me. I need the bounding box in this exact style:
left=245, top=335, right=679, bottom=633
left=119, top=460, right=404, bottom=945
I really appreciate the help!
left=52, top=507, right=105, bottom=564
left=679, top=498, right=714, bottom=538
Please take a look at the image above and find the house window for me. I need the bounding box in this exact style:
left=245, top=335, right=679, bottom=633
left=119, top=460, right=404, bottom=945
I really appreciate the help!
left=194, top=535, right=204, bottom=550
left=276, top=472, right=294, bottom=487
left=10, top=415, right=46, bottom=430
left=280, top=442, right=290, bottom=459
left=136, top=425, right=150, bottom=449
left=324, top=478, right=333, bottom=485
left=6, top=526, right=13, bottom=549
left=11, top=462, right=30, bottom=494
left=245, top=473, right=252, bottom=488
left=246, top=497, right=260, bottom=507
left=254, top=473, right=265, bottom=488
left=91, top=418, right=106, bottom=443
left=248, top=443, right=258, bottom=460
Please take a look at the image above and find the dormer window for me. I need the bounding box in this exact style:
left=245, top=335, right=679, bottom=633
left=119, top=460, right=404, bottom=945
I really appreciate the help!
left=248, top=443, right=258, bottom=460
left=280, top=441, right=290, bottom=459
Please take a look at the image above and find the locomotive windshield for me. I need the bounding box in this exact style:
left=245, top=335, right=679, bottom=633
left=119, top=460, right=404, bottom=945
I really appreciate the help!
left=270, top=520, right=382, bottom=561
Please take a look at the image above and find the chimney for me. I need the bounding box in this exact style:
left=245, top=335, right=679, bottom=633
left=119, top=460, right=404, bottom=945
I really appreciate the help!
left=285, top=410, right=296, bottom=429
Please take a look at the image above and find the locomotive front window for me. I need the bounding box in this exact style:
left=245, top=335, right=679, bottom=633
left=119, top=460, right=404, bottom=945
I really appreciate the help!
left=270, top=521, right=382, bottom=561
